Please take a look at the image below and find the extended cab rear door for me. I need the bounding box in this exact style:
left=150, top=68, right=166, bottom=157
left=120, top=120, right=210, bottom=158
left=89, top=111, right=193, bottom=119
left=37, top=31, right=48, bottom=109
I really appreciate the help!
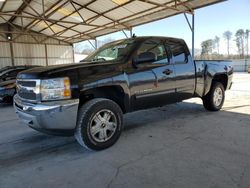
left=167, top=40, right=196, bottom=101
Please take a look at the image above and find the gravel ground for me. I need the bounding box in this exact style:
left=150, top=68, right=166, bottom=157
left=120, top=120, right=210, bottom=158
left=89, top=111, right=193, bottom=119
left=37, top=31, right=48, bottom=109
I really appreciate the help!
left=0, top=73, right=250, bottom=188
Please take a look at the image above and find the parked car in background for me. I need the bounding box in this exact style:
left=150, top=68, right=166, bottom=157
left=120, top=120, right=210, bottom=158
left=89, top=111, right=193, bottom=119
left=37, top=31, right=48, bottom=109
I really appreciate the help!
left=0, top=66, right=40, bottom=103
left=14, top=36, right=233, bottom=150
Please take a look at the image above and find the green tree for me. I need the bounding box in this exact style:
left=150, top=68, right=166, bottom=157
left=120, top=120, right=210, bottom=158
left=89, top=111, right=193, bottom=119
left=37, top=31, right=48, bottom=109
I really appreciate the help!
left=201, top=39, right=213, bottom=56
left=223, top=31, right=232, bottom=57
left=213, top=36, right=220, bottom=54
left=235, top=29, right=245, bottom=57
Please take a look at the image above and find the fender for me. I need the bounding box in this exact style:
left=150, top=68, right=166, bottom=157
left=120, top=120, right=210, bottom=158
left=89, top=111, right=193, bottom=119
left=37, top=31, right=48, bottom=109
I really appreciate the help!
left=79, top=72, right=131, bottom=113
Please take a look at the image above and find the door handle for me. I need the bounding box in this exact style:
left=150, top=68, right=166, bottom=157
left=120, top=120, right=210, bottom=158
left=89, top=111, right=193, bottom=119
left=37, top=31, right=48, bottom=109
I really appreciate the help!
left=163, top=69, right=173, bottom=75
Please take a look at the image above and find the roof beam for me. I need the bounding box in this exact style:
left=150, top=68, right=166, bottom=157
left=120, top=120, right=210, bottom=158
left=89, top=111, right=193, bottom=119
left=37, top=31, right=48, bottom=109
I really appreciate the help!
left=69, top=0, right=86, bottom=23
left=21, top=10, right=84, bottom=36
left=24, top=0, right=66, bottom=30
left=37, top=0, right=97, bottom=33
left=176, top=0, right=193, bottom=13
left=139, top=0, right=182, bottom=12
left=0, top=0, right=7, bottom=12
left=72, top=0, right=130, bottom=29
left=9, top=0, right=37, bottom=23
left=53, top=0, right=134, bottom=40
left=65, top=0, right=191, bottom=42
left=0, top=12, right=117, bottom=28
left=0, top=16, right=71, bottom=45
left=86, top=0, right=134, bottom=24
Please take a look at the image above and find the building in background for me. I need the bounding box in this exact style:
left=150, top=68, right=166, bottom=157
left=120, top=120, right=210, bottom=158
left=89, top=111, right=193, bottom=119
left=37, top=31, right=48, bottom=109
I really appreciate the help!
left=0, top=25, right=74, bottom=68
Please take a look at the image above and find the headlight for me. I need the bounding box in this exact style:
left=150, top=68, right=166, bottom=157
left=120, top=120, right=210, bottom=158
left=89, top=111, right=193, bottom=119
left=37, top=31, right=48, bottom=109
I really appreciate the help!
left=41, top=77, right=71, bottom=101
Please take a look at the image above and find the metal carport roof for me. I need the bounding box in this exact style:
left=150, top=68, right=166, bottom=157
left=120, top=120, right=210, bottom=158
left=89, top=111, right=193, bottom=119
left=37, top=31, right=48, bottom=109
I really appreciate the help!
left=0, top=0, right=225, bottom=44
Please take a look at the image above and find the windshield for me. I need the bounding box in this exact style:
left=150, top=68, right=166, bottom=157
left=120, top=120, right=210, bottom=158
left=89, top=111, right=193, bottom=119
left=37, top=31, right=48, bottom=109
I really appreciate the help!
left=85, top=39, right=135, bottom=63
left=0, top=68, right=12, bottom=77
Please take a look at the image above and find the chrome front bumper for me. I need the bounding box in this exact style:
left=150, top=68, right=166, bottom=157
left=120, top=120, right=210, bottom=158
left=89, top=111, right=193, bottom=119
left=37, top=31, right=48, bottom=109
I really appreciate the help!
left=14, top=95, right=79, bottom=130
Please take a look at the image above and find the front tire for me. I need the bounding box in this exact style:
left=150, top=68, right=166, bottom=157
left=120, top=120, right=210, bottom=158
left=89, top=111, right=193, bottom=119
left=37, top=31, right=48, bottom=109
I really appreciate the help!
left=75, top=98, right=123, bottom=150
left=202, top=82, right=225, bottom=111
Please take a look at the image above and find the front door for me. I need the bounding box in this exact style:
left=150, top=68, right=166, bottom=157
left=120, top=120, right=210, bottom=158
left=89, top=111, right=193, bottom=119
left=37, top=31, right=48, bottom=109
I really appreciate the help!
left=128, top=38, right=176, bottom=110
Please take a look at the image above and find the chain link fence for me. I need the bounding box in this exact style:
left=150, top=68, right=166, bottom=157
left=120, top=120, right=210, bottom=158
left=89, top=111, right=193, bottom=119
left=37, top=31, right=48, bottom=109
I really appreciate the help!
left=232, top=59, right=250, bottom=72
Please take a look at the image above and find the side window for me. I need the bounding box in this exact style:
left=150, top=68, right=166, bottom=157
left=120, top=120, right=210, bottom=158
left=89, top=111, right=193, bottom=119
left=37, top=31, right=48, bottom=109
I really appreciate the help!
left=137, top=39, right=169, bottom=65
left=170, top=43, right=188, bottom=64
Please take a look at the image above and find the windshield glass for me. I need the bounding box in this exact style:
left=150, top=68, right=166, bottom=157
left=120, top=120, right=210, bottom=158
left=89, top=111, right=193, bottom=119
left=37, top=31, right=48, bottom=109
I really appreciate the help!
left=85, top=39, right=135, bottom=63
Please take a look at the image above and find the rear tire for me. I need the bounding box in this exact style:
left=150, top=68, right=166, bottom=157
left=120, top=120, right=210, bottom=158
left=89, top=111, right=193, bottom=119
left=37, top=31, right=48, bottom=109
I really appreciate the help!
left=202, top=82, right=225, bottom=111
left=75, top=98, right=123, bottom=150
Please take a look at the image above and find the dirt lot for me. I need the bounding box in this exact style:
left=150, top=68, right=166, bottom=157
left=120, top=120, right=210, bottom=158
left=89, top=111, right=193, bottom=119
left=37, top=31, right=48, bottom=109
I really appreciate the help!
left=0, top=73, right=250, bottom=188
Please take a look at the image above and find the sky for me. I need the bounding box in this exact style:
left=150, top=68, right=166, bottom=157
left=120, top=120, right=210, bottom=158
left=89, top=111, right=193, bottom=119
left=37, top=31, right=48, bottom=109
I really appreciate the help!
left=75, top=0, right=250, bottom=55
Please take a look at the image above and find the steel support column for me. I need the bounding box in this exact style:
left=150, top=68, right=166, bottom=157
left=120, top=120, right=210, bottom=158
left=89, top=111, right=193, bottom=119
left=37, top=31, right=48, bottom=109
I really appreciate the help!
left=72, top=44, right=75, bottom=63
left=94, top=39, right=97, bottom=49
left=122, top=30, right=128, bottom=38
left=9, top=42, right=15, bottom=66
left=192, top=13, right=195, bottom=58
left=88, top=39, right=97, bottom=50
left=184, top=12, right=195, bottom=58
left=44, top=44, right=48, bottom=66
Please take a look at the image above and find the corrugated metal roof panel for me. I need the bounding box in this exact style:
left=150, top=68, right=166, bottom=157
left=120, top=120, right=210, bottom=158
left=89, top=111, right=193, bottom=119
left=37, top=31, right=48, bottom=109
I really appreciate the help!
left=87, top=0, right=118, bottom=13
left=73, top=0, right=94, bottom=6
left=150, top=0, right=173, bottom=3
left=72, top=25, right=96, bottom=32
left=78, top=8, right=97, bottom=20
left=60, top=29, right=79, bottom=37
left=2, top=0, right=22, bottom=12
left=13, top=17, right=34, bottom=27
left=91, top=16, right=113, bottom=26
left=121, top=6, right=164, bottom=23
left=123, top=1, right=156, bottom=14
left=105, top=7, right=135, bottom=20
left=0, top=0, right=226, bottom=43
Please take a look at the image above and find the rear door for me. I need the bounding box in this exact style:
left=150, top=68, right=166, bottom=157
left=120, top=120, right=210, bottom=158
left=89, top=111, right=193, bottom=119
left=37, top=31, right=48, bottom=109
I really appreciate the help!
left=129, top=38, right=176, bottom=110
left=168, top=41, right=196, bottom=101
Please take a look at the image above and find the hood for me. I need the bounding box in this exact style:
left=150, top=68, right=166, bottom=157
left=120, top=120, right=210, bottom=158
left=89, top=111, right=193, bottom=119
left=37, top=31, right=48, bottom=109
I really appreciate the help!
left=17, top=62, right=123, bottom=80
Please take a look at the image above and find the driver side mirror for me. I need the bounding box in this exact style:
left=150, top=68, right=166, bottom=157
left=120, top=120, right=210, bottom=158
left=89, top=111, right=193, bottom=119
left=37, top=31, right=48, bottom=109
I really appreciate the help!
left=133, top=52, right=156, bottom=66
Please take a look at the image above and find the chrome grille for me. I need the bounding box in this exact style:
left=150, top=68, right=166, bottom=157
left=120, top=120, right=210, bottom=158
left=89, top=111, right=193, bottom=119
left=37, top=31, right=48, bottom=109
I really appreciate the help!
left=16, top=79, right=41, bottom=102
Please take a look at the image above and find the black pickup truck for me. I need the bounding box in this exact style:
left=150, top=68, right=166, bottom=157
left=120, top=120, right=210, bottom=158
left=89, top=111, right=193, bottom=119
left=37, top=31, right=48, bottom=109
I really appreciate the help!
left=14, top=36, right=233, bottom=150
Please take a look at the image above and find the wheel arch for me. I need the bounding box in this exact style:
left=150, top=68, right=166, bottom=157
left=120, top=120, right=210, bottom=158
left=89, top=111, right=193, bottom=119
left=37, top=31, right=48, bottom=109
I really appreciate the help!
left=78, top=85, right=129, bottom=113
left=212, top=73, right=228, bottom=90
